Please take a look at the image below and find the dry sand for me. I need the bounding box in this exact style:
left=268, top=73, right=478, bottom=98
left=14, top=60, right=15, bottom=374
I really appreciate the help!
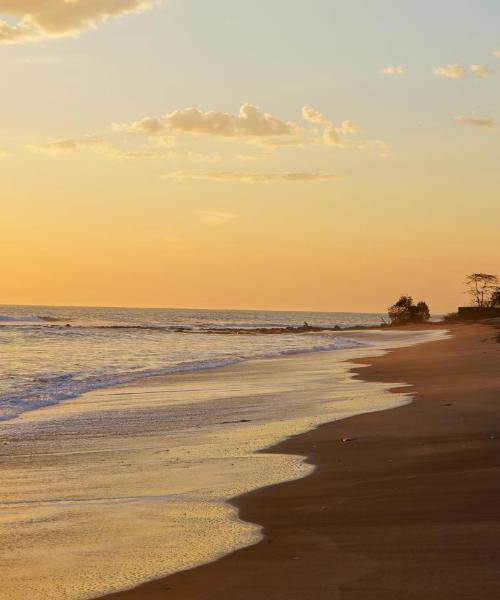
left=99, top=322, right=500, bottom=600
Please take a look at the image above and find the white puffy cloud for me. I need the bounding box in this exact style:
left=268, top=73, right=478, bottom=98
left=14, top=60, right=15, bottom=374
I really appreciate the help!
left=164, top=171, right=339, bottom=183
left=301, top=106, right=329, bottom=124
left=300, top=106, right=362, bottom=148
left=337, top=120, right=360, bottom=134
left=115, top=103, right=298, bottom=139
left=380, top=66, right=405, bottom=76
left=470, top=64, right=493, bottom=79
left=454, top=114, right=497, bottom=128
left=432, top=64, right=465, bottom=79
left=29, top=102, right=381, bottom=165
left=322, top=121, right=361, bottom=146
left=0, top=0, right=161, bottom=44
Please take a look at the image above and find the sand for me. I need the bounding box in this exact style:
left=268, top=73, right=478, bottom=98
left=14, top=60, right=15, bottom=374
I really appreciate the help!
left=98, top=322, right=500, bottom=600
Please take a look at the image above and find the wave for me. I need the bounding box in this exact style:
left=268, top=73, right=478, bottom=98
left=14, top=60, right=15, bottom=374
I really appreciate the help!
left=0, top=314, right=43, bottom=323
left=0, top=335, right=370, bottom=422
left=1, top=322, right=375, bottom=335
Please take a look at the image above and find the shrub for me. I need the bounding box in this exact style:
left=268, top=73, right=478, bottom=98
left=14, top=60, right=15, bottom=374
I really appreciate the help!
left=388, top=296, right=431, bottom=325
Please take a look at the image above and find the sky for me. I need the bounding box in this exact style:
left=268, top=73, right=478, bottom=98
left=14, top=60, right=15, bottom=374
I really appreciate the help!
left=1, top=0, right=500, bottom=312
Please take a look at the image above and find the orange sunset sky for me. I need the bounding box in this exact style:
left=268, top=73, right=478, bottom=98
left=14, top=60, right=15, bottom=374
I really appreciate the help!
left=1, top=0, right=500, bottom=312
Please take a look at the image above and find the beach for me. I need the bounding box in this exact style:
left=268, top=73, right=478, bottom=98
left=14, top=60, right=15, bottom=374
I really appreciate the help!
left=98, top=322, right=500, bottom=600
left=4, top=2, right=500, bottom=598
left=0, top=321, right=441, bottom=600
left=0, top=319, right=443, bottom=600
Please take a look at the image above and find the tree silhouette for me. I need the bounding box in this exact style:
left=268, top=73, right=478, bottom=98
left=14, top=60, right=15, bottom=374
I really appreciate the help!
left=489, top=287, right=500, bottom=308
left=465, top=273, right=499, bottom=308
left=388, top=296, right=431, bottom=325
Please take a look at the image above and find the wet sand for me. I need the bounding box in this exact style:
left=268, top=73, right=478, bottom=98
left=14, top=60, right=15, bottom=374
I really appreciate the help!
left=99, top=322, right=500, bottom=600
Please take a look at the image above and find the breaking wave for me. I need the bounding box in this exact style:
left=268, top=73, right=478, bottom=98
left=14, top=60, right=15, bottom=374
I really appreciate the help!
left=0, top=335, right=369, bottom=422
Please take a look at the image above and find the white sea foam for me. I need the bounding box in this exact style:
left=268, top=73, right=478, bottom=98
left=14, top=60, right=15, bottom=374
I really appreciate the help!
left=0, top=338, right=365, bottom=420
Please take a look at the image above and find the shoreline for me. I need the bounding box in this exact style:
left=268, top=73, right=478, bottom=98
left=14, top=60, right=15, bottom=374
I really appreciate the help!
left=2, top=328, right=440, bottom=600
left=98, top=322, right=500, bottom=600
left=0, top=324, right=409, bottom=424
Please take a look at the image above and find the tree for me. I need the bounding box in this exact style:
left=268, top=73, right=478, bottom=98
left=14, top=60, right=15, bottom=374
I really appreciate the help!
left=465, top=273, right=499, bottom=308
left=415, top=300, right=430, bottom=321
left=388, top=296, right=431, bottom=325
left=490, top=287, right=500, bottom=308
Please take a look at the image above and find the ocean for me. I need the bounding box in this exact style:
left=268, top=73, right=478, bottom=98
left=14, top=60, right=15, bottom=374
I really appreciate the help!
left=0, top=305, right=446, bottom=600
left=0, top=305, right=386, bottom=421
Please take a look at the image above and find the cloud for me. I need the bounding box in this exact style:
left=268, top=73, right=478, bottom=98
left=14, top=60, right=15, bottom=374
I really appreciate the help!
left=164, top=171, right=339, bottom=183
left=380, top=66, right=405, bottom=76
left=28, top=135, right=104, bottom=153
left=0, top=0, right=162, bottom=44
left=337, top=120, right=360, bottom=134
left=104, top=148, right=169, bottom=159
left=432, top=64, right=465, bottom=79
left=115, top=103, right=298, bottom=139
left=199, top=211, right=238, bottom=225
left=302, top=106, right=329, bottom=124
left=454, top=114, right=497, bottom=128
left=300, top=106, right=363, bottom=148
left=322, top=121, right=361, bottom=146
left=114, top=103, right=376, bottom=151
left=470, top=64, right=493, bottom=79
left=28, top=135, right=175, bottom=159
left=323, top=127, right=342, bottom=146
left=494, top=49, right=500, bottom=57
left=30, top=102, right=380, bottom=165
left=233, top=153, right=266, bottom=161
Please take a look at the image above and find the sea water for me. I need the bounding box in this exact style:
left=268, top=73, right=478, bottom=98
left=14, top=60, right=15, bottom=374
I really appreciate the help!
left=0, top=306, right=446, bottom=600
left=0, top=305, right=387, bottom=421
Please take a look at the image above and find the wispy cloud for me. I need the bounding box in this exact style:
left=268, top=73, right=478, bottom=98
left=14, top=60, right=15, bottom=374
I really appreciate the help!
left=454, top=114, right=497, bottom=128
left=432, top=64, right=465, bottom=79
left=27, top=135, right=105, bottom=153
left=199, top=211, right=239, bottom=225
left=380, top=66, right=405, bottom=76
left=0, top=0, right=163, bottom=44
left=105, top=148, right=169, bottom=160
left=470, top=64, right=493, bottom=79
left=164, top=171, right=339, bottom=183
